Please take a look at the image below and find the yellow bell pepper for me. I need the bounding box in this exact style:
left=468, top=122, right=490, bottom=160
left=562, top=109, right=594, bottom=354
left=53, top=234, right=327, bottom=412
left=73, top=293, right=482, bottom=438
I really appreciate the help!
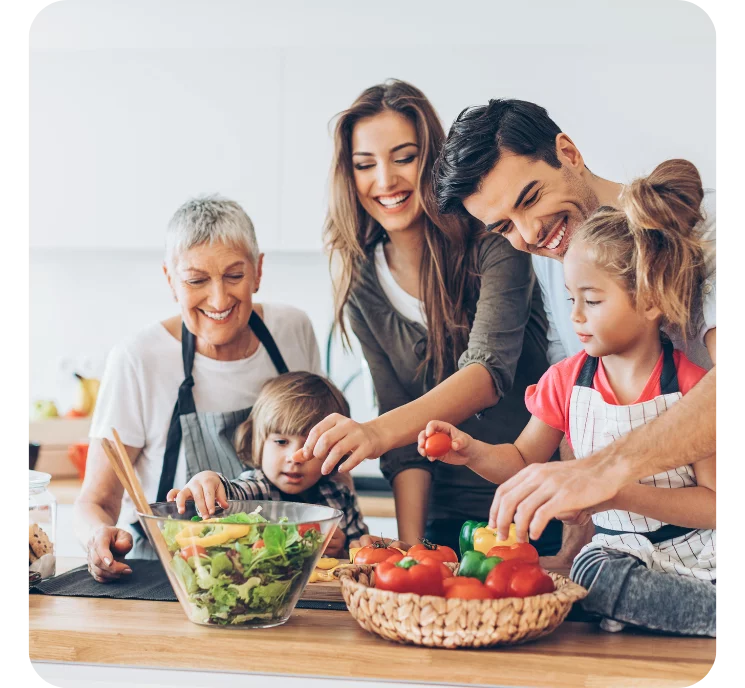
left=472, top=524, right=518, bottom=554
left=315, top=557, right=340, bottom=570
left=175, top=522, right=252, bottom=548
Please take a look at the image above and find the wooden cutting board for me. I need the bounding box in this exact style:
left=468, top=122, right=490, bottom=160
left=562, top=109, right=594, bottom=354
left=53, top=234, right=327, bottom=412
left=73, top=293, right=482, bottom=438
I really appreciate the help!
left=300, top=578, right=345, bottom=603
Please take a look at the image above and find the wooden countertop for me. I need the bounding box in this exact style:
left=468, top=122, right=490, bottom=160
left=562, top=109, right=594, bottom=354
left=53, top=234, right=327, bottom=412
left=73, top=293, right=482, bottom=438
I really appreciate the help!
left=50, top=478, right=397, bottom=518
left=29, top=593, right=714, bottom=687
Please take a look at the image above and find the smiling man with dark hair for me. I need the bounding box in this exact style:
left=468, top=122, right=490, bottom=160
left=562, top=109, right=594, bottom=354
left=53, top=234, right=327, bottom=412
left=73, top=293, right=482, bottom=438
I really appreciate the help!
left=434, top=98, right=716, bottom=545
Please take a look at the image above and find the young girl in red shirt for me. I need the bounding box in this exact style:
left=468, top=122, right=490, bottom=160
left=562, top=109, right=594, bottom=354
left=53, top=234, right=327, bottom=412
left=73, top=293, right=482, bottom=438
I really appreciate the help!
left=419, top=159, right=715, bottom=636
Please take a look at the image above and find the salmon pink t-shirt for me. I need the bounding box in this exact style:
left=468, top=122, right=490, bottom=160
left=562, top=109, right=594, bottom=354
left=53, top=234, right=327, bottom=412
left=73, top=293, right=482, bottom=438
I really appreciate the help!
left=525, top=349, right=707, bottom=451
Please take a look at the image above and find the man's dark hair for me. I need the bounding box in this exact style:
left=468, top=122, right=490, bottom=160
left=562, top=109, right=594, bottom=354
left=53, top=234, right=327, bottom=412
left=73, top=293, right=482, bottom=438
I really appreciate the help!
left=434, top=99, right=563, bottom=216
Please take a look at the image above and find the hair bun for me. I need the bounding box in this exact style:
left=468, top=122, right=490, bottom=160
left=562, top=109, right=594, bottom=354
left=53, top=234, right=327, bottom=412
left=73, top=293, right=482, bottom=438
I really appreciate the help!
left=622, top=159, right=704, bottom=238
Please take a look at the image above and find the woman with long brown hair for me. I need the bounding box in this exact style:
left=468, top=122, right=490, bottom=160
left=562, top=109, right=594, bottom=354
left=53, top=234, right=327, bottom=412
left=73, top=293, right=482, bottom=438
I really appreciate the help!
left=299, top=80, right=561, bottom=553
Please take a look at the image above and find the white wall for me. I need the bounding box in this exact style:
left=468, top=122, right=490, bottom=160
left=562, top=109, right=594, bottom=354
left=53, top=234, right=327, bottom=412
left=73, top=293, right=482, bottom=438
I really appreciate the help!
left=29, top=0, right=715, bottom=430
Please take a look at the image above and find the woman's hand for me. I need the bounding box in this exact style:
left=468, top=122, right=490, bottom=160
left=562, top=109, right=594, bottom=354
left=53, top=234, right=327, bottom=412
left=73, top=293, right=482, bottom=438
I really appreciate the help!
left=167, top=471, right=228, bottom=517
left=323, top=526, right=347, bottom=558
left=86, top=526, right=133, bottom=582
left=295, top=413, right=384, bottom=475
left=417, top=421, right=476, bottom=466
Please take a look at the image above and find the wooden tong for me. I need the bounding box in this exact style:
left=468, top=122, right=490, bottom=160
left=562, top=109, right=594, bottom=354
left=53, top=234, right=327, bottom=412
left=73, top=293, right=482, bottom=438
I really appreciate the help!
left=101, top=428, right=153, bottom=516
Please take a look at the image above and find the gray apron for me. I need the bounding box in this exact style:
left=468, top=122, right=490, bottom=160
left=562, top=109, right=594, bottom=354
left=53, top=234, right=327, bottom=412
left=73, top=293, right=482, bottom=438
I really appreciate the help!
left=129, top=311, right=288, bottom=558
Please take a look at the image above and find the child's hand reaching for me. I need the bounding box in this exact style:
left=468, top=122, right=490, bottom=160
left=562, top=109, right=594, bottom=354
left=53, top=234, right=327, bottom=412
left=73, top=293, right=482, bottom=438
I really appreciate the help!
left=323, top=526, right=346, bottom=558
left=166, top=470, right=229, bottom=517
left=417, top=421, right=477, bottom=466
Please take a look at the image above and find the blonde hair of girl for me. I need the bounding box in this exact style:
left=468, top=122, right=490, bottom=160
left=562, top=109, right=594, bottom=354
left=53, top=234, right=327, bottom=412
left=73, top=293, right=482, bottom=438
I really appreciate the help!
left=233, top=372, right=351, bottom=468
left=572, top=159, right=707, bottom=337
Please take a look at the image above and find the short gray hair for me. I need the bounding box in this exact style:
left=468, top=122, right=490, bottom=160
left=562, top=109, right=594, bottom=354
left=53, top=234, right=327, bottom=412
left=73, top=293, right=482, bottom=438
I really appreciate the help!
left=165, top=195, right=260, bottom=268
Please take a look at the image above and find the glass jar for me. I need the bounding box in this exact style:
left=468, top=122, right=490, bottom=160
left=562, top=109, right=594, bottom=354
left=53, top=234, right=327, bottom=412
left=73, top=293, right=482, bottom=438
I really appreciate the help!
left=29, top=470, right=56, bottom=579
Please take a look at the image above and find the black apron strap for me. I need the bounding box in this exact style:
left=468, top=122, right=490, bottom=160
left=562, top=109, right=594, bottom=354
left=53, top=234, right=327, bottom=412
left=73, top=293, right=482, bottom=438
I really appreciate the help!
left=249, top=310, right=289, bottom=374
left=575, top=354, right=599, bottom=388
left=156, top=323, right=196, bottom=502
left=659, top=337, right=680, bottom=395
left=594, top=523, right=695, bottom=545
left=575, top=338, right=679, bottom=394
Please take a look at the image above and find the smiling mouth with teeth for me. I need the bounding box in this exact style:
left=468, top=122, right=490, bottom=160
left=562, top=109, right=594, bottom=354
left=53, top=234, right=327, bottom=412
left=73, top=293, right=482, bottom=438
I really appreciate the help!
left=201, top=306, right=233, bottom=321
left=377, top=191, right=412, bottom=208
left=543, top=218, right=568, bottom=251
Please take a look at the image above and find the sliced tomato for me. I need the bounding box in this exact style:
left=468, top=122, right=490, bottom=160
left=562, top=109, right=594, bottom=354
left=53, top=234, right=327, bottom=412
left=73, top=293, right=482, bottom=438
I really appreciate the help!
left=178, top=544, right=208, bottom=561
left=252, top=539, right=265, bottom=550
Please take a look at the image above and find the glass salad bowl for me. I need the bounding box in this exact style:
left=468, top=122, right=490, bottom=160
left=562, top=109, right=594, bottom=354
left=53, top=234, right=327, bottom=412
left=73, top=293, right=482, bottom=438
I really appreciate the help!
left=137, top=500, right=342, bottom=629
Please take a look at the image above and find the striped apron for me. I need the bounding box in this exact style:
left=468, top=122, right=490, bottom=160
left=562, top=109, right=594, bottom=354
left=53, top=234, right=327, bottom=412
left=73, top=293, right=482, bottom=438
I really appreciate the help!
left=129, top=311, right=288, bottom=558
left=570, top=339, right=715, bottom=580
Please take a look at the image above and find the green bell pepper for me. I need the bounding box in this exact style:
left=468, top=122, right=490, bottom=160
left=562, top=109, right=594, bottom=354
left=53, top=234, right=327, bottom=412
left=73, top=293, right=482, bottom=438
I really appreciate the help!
left=457, top=550, right=502, bottom=582
left=459, top=520, right=487, bottom=557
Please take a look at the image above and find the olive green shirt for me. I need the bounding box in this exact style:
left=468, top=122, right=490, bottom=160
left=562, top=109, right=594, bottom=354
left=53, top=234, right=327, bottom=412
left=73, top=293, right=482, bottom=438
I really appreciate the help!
left=347, top=233, right=551, bottom=522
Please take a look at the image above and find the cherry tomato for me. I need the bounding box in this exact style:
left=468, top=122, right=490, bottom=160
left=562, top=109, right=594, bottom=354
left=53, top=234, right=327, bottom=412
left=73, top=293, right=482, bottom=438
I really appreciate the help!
left=298, top=522, right=321, bottom=537
left=178, top=544, right=208, bottom=561
left=444, top=577, right=494, bottom=600
left=424, top=432, right=452, bottom=458
left=484, top=560, right=528, bottom=599
left=252, top=539, right=265, bottom=550
left=485, top=542, right=539, bottom=564
left=508, top=564, right=555, bottom=598
left=354, top=543, right=404, bottom=565
left=407, top=539, right=458, bottom=563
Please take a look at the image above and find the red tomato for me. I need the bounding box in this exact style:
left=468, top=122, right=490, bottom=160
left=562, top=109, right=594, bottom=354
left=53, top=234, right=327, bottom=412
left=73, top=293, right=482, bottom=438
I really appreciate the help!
left=252, top=539, right=265, bottom=550
left=484, top=560, right=528, bottom=599
left=416, top=555, right=455, bottom=579
left=354, top=544, right=404, bottom=565
left=375, top=559, right=446, bottom=596
left=178, top=544, right=208, bottom=561
left=444, top=577, right=494, bottom=600
left=508, top=565, right=555, bottom=598
left=486, top=542, right=539, bottom=564
left=407, top=540, right=458, bottom=564
left=424, top=432, right=452, bottom=458
left=298, top=523, right=321, bottom=537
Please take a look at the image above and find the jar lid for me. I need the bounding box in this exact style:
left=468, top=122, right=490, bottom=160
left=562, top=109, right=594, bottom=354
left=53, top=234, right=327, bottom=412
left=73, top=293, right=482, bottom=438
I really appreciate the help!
left=29, top=470, right=52, bottom=489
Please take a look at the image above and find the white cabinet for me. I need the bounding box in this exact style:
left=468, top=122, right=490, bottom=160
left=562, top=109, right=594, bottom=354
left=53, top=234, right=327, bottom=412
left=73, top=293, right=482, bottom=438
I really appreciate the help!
left=30, top=49, right=284, bottom=251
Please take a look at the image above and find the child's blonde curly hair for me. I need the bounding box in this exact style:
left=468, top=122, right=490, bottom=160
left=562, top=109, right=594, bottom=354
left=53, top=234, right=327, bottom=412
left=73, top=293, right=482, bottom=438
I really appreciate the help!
left=233, top=372, right=350, bottom=468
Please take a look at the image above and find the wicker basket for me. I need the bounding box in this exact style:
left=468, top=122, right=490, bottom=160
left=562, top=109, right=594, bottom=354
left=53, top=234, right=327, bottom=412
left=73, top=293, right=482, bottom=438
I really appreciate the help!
left=337, top=564, right=588, bottom=648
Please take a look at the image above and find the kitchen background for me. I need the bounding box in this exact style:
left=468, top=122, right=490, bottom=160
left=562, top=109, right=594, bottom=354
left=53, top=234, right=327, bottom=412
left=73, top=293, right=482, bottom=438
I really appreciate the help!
left=30, top=0, right=714, bottom=495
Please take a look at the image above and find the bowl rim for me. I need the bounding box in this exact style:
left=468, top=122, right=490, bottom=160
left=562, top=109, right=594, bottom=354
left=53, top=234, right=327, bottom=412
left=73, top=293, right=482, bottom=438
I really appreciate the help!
left=136, top=498, right=343, bottom=525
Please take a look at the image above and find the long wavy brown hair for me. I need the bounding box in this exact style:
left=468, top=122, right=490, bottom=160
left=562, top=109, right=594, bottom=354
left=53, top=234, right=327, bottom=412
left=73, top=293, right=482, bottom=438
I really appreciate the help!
left=325, top=79, right=482, bottom=383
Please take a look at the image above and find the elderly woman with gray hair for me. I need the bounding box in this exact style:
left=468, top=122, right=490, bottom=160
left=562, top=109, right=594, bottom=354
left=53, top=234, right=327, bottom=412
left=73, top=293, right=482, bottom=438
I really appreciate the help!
left=74, top=196, right=322, bottom=581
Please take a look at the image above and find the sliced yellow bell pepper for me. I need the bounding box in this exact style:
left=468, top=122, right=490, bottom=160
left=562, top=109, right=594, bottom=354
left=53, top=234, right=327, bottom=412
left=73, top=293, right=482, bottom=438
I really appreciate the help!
left=472, top=524, right=518, bottom=554
left=315, top=557, right=340, bottom=570
left=175, top=523, right=252, bottom=548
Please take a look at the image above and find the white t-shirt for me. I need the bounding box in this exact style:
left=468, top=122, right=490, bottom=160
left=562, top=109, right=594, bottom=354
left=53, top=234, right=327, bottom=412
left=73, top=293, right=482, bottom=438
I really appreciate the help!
left=374, top=242, right=427, bottom=327
left=532, top=189, right=716, bottom=370
left=90, top=303, right=322, bottom=526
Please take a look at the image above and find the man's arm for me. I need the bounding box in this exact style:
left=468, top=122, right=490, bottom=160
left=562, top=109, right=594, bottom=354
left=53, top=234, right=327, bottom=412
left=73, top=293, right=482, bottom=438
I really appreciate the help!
left=490, top=331, right=716, bottom=542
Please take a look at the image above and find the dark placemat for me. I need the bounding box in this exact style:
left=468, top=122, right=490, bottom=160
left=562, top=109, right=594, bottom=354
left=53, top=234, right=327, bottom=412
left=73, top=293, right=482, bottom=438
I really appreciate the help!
left=29, top=559, right=349, bottom=611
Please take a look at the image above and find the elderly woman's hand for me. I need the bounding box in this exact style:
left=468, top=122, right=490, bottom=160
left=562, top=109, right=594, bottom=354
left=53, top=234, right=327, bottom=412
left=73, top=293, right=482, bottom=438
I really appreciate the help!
left=86, top=526, right=133, bottom=582
left=295, top=414, right=385, bottom=475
